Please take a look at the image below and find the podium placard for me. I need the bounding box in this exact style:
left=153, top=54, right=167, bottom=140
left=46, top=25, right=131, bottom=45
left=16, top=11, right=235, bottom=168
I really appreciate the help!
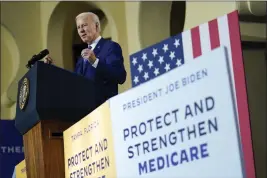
left=63, top=102, right=117, bottom=178
left=15, top=160, right=27, bottom=178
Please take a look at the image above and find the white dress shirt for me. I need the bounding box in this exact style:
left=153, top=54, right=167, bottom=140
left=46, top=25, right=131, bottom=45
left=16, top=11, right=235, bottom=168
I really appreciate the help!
left=87, top=36, right=102, bottom=68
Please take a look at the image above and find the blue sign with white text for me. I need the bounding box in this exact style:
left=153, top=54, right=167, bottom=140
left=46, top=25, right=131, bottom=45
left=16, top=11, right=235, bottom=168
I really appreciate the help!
left=0, top=120, right=24, bottom=178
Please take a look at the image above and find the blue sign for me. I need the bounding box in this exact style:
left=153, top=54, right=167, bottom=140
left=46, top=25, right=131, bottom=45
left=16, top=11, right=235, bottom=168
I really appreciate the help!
left=0, top=120, right=24, bottom=178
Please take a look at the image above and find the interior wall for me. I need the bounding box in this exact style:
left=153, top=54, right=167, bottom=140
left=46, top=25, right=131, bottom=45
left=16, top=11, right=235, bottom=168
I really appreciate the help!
left=139, top=1, right=172, bottom=49
left=1, top=2, right=43, bottom=119
left=1, top=36, right=13, bottom=96
left=100, top=17, right=111, bottom=39
left=0, top=25, right=21, bottom=119
left=243, top=49, right=266, bottom=178
left=138, top=1, right=187, bottom=49
left=1, top=26, right=18, bottom=101
left=40, top=1, right=58, bottom=48
left=1, top=30, right=12, bottom=119
left=170, top=1, right=186, bottom=36
left=124, top=1, right=142, bottom=64
left=183, top=2, right=237, bottom=30
left=240, top=22, right=266, bottom=41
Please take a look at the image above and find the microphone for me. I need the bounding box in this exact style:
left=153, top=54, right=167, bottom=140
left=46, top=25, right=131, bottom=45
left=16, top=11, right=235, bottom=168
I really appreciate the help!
left=26, top=49, right=49, bottom=68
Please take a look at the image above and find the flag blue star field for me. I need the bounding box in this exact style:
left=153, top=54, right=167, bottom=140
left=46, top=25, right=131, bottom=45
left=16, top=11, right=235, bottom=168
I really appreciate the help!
left=130, top=34, right=184, bottom=87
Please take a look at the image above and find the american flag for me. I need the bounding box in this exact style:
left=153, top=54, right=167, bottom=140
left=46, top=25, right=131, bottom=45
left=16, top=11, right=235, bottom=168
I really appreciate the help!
left=129, top=10, right=255, bottom=178
left=130, top=11, right=238, bottom=87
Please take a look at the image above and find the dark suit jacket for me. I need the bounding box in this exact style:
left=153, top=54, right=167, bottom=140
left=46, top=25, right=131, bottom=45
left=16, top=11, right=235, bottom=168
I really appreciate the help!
left=74, top=38, right=127, bottom=106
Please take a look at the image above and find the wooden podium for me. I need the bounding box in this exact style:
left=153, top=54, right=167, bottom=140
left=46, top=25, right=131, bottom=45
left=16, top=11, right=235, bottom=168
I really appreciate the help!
left=14, top=62, right=97, bottom=178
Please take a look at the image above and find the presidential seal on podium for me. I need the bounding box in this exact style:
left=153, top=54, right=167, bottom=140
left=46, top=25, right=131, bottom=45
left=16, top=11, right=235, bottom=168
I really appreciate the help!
left=19, top=77, right=30, bottom=110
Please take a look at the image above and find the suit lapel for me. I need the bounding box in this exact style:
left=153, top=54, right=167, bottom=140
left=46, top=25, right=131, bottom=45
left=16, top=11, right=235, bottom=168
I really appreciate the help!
left=93, top=38, right=105, bottom=57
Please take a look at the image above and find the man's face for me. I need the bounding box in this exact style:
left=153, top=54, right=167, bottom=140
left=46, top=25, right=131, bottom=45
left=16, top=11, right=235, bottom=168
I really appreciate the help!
left=76, top=16, right=98, bottom=44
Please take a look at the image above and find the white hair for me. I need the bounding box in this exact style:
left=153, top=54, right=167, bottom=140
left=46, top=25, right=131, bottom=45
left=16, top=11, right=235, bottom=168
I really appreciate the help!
left=75, top=12, right=101, bottom=32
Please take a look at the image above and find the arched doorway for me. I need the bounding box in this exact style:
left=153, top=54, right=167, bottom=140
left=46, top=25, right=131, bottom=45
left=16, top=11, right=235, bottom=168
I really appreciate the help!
left=138, top=1, right=186, bottom=49
left=170, top=1, right=186, bottom=36
left=1, top=25, right=20, bottom=118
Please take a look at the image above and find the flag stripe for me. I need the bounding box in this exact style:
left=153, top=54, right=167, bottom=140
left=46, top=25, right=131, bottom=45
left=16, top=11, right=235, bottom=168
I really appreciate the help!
left=182, top=30, right=193, bottom=63
left=209, top=19, right=220, bottom=49
left=191, top=26, right=202, bottom=58
left=228, top=11, right=256, bottom=178
left=199, top=23, right=211, bottom=54
left=217, top=15, right=236, bottom=98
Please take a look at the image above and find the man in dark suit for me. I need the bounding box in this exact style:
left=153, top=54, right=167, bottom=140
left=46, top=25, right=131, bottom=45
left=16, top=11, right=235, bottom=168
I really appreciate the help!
left=46, top=12, right=127, bottom=106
